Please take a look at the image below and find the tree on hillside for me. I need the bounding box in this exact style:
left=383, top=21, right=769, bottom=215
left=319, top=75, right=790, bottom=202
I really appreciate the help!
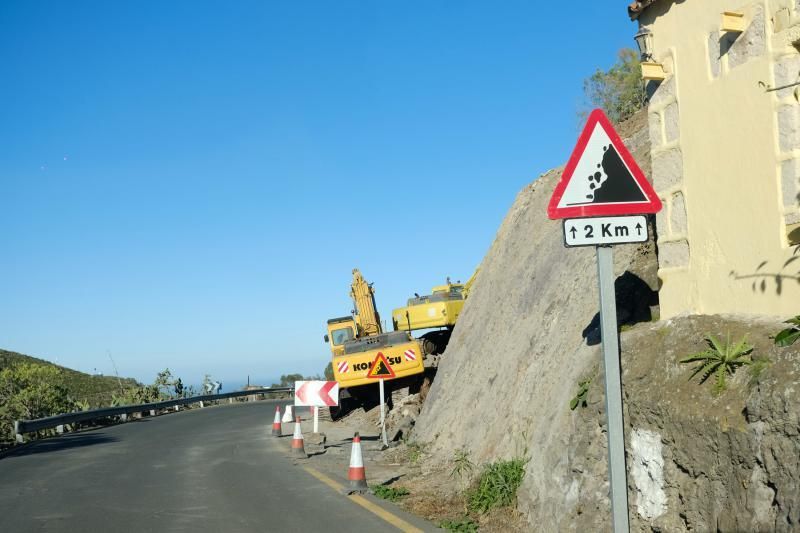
left=110, top=368, right=188, bottom=406
left=323, top=362, right=334, bottom=381
left=271, top=373, right=325, bottom=387
left=0, top=363, right=76, bottom=440
left=273, top=373, right=304, bottom=387
left=154, top=368, right=174, bottom=398
left=202, top=374, right=213, bottom=394
left=581, top=48, right=644, bottom=124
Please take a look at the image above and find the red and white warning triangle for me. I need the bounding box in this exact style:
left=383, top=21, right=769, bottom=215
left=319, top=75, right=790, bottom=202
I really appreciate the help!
left=366, top=352, right=396, bottom=379
left=547, top=109, right=662, bottom=219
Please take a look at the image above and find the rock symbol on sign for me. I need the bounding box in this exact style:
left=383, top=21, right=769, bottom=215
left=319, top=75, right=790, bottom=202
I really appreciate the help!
left=366, top=352, right=396, bottom=379
left=547, top=108, right=662, bottom=219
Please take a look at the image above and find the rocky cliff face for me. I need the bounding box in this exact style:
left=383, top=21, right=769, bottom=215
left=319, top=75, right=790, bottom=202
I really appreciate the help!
left=412, top=111, right=800, bottom=531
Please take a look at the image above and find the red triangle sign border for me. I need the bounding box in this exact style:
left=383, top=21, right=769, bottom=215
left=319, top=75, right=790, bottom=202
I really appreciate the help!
left=547, top=108, right=662, bottom=219
left=366, top=351, right=396, bottom=379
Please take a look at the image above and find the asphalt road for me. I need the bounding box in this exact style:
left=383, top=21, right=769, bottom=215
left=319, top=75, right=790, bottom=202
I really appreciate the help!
left=0, top=400, right=433, bottom=532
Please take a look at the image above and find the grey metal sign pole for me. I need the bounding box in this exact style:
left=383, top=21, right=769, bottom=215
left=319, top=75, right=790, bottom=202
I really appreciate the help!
left=596, top=245, right=630, bottom=533
left=379, top=378, right=388, bottom=447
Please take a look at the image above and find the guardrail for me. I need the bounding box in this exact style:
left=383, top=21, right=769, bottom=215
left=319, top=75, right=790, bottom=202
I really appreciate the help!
left=13, top=387, right=294, bottom=443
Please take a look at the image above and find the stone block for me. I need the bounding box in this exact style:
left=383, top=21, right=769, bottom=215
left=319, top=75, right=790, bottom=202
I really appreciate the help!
left=774, top=55, right=800, bottom=99
left=655, top=199, right=668, bottom=238
left=728, top=5, right=766, bottom=69
left=785, top=211, right=800, bottom=225
left=659, top=239, right=690, bottom=268
left=652, top=148, right=684, bottom=192
left=648, top=76, right=675, bottom=106
left=773, top=7, right=791, bottom=33
left=781, top=159, right=800, bottom=208
left=778, top=105, right=799, bottom=153
left=708, top=31, right=721, bottom=78
left=670, top=191, right=688, bottom=235
left=663, top=102, right=680, bottom=143
left=648, top=112, right=663, bottom=147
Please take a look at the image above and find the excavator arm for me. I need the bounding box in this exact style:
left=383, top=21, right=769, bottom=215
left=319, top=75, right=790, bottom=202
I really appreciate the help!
left=350, top=269, right=382, bottom=337
left=462, top=268, right=479, bottom=298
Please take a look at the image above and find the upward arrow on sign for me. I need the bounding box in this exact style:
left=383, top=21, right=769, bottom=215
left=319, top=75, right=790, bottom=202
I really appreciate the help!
left=548, top=109, right=661, bottom=219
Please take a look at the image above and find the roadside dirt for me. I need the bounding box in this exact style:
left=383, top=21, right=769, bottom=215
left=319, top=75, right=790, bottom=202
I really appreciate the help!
left=284, top=405, right=526, bottom=531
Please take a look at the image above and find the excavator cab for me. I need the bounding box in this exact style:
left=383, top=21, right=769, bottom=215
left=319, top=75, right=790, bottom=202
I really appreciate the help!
left=325, top=317, right=357, bottom=357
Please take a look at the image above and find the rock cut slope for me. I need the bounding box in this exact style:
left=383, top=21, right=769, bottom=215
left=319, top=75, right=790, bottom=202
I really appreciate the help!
left=412, top=112, right=660, bottom=529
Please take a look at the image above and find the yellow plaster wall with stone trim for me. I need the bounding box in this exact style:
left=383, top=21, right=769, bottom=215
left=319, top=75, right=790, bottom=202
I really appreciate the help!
left=640, top=0, right=800, bottom=318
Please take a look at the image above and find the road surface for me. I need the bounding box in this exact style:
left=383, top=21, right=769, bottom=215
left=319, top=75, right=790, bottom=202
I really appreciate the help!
left=0, top=400, right=433, bottom=532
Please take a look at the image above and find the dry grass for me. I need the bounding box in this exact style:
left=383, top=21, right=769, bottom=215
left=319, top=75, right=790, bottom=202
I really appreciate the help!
left=394, top=462, right=526, bottom=532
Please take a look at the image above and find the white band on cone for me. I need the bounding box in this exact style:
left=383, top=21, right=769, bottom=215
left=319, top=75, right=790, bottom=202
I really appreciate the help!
left=349, top=442, right=363, bottom=468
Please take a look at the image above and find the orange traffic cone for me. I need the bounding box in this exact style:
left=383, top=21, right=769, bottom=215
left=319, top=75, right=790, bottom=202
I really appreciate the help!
left=347, top=432, right=368, bottom=493
left=291, top=416, right=306, bottom=457
left=272, top=406, right=282, bottom=436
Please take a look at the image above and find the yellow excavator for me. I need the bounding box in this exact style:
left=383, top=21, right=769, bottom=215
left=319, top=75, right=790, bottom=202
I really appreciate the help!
left=325, top=269, right=429, bottom=416
left=390, top=270, right=478, bottom=355
left=324, top=268, right=476, bottom=417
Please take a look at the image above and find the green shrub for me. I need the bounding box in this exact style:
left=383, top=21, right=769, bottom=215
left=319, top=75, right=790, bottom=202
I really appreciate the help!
left=371, top=484, right=410, bottom=502
left=440, top=517, right=479, bottom=532
left=569, top=378, right=592, bottom=410
left=406, top=441, right=424, bottom=464
left=0, top=363, right=76, bottom=440
left=748, top=355, right=771, bottom=387
left=467, top=458, right=526, bottom=514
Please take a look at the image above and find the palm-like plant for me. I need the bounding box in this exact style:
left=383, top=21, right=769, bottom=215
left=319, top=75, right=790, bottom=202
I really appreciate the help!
left=680, top=334, right=753, bottom=395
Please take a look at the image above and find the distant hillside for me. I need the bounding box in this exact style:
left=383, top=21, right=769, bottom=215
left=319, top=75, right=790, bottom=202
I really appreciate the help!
left=0, top=349, right=140, bottom=408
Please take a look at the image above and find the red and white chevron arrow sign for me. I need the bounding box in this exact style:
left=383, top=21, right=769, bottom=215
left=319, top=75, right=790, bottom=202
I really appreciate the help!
left=294, top=381, right=339, bottom=407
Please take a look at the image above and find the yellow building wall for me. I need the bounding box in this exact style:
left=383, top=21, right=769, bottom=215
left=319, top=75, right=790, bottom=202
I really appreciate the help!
left=640, top=0, right=800, bottom=318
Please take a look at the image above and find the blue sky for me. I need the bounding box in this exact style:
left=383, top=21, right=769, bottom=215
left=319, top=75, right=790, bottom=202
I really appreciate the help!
left=0, top=1, right=637, bottom=387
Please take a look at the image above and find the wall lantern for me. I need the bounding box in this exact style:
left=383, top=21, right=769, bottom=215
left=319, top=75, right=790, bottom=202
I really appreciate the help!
left=634, top=27, right=666, bottom=81
left=634, top=27, right=654, bottom=61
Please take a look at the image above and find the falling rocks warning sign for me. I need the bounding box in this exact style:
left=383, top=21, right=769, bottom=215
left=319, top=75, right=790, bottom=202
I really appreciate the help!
left=548, top=109, right=661, bottom=219
left=366, top=352, right=396, bottom=379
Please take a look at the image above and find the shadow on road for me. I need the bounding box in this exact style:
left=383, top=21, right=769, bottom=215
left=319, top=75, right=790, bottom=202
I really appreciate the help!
left=4, top=433, right=118, bottom=459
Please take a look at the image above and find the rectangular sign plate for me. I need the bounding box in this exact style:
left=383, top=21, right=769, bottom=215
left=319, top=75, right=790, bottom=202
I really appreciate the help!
left=294, top=381, right=339, bottom=407
left=563, top=215, right=648, bottom=247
